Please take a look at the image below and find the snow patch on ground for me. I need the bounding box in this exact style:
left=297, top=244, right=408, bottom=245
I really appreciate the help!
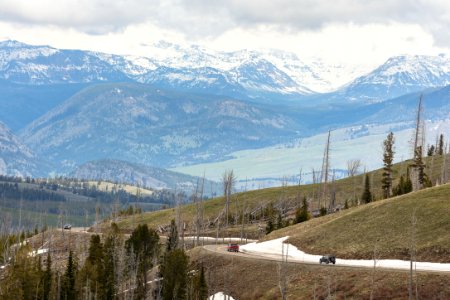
left=240, top=237, right=450, bottom=273
left=209, top=292, right=235, bottom=300
left=29, top=248, right=49, bottom=257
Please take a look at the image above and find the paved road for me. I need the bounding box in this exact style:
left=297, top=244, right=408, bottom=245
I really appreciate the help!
left=202, top=244, right=450, bottom=274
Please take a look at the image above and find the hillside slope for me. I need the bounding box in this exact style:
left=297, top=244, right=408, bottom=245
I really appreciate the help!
left=71, top=159, right=220, bottom=194
left=114, top=152, right=450, bottom=230
left=269, top=183, right=450, bottom=262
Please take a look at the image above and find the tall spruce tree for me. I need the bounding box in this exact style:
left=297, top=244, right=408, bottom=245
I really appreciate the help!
left=438, top=134, right=445, bottom=155
left=61, top=250, right=77, bottom=300
left=381, top=132, right=395, bottom=198
left=42, top=251, right=52, bottom=300
left=161, top=249, right=189, bottom=300
left=192, top=265, right=208, bottom=300
left=295, top=197, right=310, bottom=224
left=361, top=174, right=373, bottom=204
left=81, top=234, right=105, bottom=299
left=412, top=146, right=426, bottom=189
left=103, top=233, right=119, bottom=300
left=166, top=219, right=179, bottom=252
left=125, top=224, right=159, bottom=299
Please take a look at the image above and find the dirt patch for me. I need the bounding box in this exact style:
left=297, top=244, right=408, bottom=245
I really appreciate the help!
left=189, top=247, right=450, bottom=299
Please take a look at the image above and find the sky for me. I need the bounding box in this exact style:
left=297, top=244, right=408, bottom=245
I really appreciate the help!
left=0, top=0, right=449, bottom=67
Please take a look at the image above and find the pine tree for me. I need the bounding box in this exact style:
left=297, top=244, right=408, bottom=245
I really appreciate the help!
left=295, top=197, right=311, bottom=223
left=61, top=250, right=77, bottom=300
left=81, top=234, right=105, bottom=299
left=381, top=132, right=395, bottom=199
left=438, top=134, right=445, bottom=155
left=192, top=265, right=208, bottom=300
left=125, top=224, right=160, bottom=299
left=276, top=212, right=283, bottom=230
left=427, top=145, right=435, bottom=156
left=42, top=251, right=52, bottom=300
left=103, top=233, right=119, bottom=300
left=166, top=219, right=179, bottom=252
left=265, top=219, right=274, bottom=234
left=361, top=174, right=373, bottom=204
left=412, top=146, right=426, bottom=189
left=161, top=249, right=189, bottom=300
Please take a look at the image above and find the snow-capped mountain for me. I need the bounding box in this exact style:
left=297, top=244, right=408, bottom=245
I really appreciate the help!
left=0, top=40, right=131, bottom=84
left=0, top=121, right=38, bottom=176
left=2, top=40, right=449, bottom=101
left=0, top=40, right=313, bottom=96
left=19, top=83, right=303, bottom=170
left=339, top=54, right=450, bottom=103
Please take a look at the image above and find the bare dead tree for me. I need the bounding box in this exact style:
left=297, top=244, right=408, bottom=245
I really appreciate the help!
left=222, top=170, right=236, bottom=228
left=441, top=143, right=449, bottom=184
left=278, top=242, right=289, bottom=300
left=411, top=95, right=425, bottom=190
left=311, top=168, right=320, bottom=210
left=298, top=168, right=303, bottom=185
left=320, top=130, right=331, bottom=210
left=347, top=159, right=361, bottom=177
left=195, top=176, right=205, bottom=246
left=412, top=95, right=424, bottom=156
left=329, top=170, right=336, bottom=211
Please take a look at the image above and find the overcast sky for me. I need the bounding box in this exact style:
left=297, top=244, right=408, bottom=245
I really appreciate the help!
left=0, top=0, right=449, bottom=67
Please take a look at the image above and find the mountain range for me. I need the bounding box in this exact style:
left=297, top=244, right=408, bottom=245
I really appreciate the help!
left=0, top=40, right=449, bottom=188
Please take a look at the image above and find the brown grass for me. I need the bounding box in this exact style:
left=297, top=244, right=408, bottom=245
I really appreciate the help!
left=266, top=183, right=450, bottom=262
left=190, top=247, right=450, bottom=299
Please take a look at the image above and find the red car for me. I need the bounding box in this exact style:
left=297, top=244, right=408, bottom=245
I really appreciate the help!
left=227, top=243, right=239, bottom=252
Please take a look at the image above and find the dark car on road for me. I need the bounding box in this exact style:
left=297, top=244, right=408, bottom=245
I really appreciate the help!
left=320, top=255, right=336, bottom=264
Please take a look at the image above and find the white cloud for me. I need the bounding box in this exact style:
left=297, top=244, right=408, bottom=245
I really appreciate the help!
left=0, top=0, right=448, bottom=65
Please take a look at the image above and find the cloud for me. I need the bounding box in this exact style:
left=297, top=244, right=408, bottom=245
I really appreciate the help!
left=0, top=0, right=448, bottom=45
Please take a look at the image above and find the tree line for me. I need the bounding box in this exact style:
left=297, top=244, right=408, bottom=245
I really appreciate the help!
left=0, top=222, right=209, bottom=300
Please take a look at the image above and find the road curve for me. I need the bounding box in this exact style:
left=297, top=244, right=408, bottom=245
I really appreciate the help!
left=202, top=244, right=450, bottom=274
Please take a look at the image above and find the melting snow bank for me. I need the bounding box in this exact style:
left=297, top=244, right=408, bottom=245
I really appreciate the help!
left=29, top=248, right=49, bottom=257
left=240, top=237, right=450, bottom=273
left=183, top=236, right=257, bottom=243
left=209, top=292, right=235, bottom=300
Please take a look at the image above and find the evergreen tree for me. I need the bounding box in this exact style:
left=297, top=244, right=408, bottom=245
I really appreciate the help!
left=412, top=146, right=426, bottom=189
left=192, top=265, right=208, bottom=300
left=42, top=251, right=52, bottom=300
left=427, top=145, right=435, bottom=156
left=125, top=224, right=160, bottom=299
left=438, top=134, right=445, bottom=155
left=103, top=234, right=119, bottom=300
left=295, top=197, right=311, bottom=223
left=381, top=132, right=395, bottom=198
left=166, top=219, right=179, bottom=252
left=61, top=250, right=77, bottom=300
left=361, top=174, right=373, bottom=204
left=161, top=249, right=189, bottom=300
left=81, top=234, right=105, bottom=299
left=276, top=212, right=283, bottom=230
left=265, top=218, right=274, bottom=234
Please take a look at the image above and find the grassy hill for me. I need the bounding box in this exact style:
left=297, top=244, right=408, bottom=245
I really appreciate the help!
left=114, top=153, right=450, bottom=235
left=268, top=183, right=450, bottom=262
